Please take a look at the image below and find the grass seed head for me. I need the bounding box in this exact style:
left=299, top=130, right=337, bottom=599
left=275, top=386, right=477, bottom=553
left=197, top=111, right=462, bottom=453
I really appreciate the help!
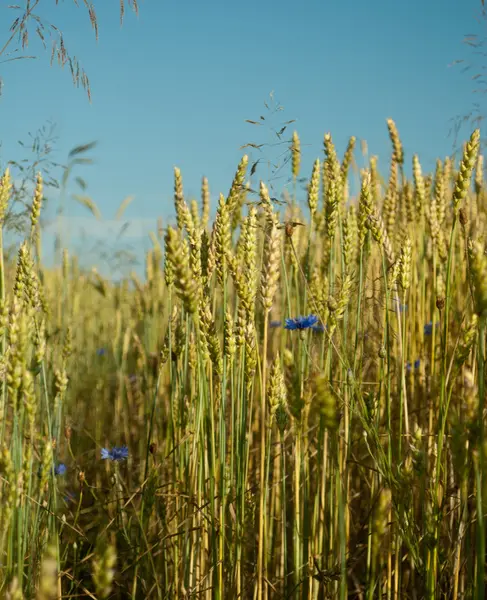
left=453, top=129, right=480, bottom=213
left=307, top=158, right=320, bottom=218
left=358, top=170, right=373, bottom=247
left=226, top=155, right=248, bottom=215
left=201, top=176, right=210, bottom=230
left=386, top=118, right=404, bottom=165
left=468, top=238, right=487, bottom=316
left=475, top=153, right=484, bottom=195
left=261, top=214, right=281, bottom=313
left=214, top=193, right=231, bottom=288
left=164, top=226, right=198, bottom=314
left=455, top=313, right=478, bottom=367
left=291, top=131, right=301, bottom=180
left=37, top=542, right=58, bottom=600
left=0, top=168, right=12, bottom=224
left=341, top=136, right=356, bottom=183
left=400, top=236, right=412, bottom=290
left=30, top=172, right=43, bottom=241
left=315, top=373, right=339, bottom=432
left=92, top=541, right=117, bottom=599
left=268, top=354, right=286, bottom=423
left=412, top=154, right=425, bottom=219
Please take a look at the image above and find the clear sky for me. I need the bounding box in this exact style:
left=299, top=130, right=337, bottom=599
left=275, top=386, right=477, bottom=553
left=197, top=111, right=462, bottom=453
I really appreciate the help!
left=0, top=0, right=483, bottom=274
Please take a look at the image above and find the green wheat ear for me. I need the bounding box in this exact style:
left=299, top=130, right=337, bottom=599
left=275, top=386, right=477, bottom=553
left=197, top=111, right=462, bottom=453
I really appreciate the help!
left=453, top=129, right=480, bottom=213
left=92, top=540, right=117, bottom=599
left=164, top=226, right=198, bottom=314
left=315, top=373, right=340, bottom=432
left=291, top=131, right=301, bottom=180
left=0, top=168, right=12, bottom=225
left=468, top=238, right=487, bottom=316
left=307, top=158, right=320, bottom=219
left=386, top=118, right=404, bottom=165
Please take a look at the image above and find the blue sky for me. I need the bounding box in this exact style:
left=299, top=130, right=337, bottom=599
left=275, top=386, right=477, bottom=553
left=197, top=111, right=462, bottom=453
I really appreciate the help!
left=0, top=0, right=483, bottom=273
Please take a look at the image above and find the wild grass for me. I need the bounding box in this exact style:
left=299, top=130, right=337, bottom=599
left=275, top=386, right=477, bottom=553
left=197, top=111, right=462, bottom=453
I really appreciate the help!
left=0, top=122, right=486, bottom=599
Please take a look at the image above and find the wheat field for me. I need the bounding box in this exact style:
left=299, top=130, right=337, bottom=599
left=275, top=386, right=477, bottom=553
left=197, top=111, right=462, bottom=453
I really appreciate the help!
left=0, top=122, right=485, bottom=599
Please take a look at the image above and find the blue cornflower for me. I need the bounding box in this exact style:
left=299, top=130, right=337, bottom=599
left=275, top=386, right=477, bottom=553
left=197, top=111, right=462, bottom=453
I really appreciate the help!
left=424, top=321, right=439, bottom=336
left=101, top=446, right=129, bottom=461
left=406, top=361, right=412, bottom=372
left=284, top=315, right=319, bottom=331
left=414, top=359, right=421, bottom=370
left=393, top=298, right=407, bottom=313
left=55, top=463, right=67, bottom=476
left=270, top=321, right=282, bottom=328
left=96, top=348, right=106, bottom=356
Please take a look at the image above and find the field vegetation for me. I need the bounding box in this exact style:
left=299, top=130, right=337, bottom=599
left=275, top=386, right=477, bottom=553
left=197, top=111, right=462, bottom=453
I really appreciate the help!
left=0, top=121, right=485, bottom=599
